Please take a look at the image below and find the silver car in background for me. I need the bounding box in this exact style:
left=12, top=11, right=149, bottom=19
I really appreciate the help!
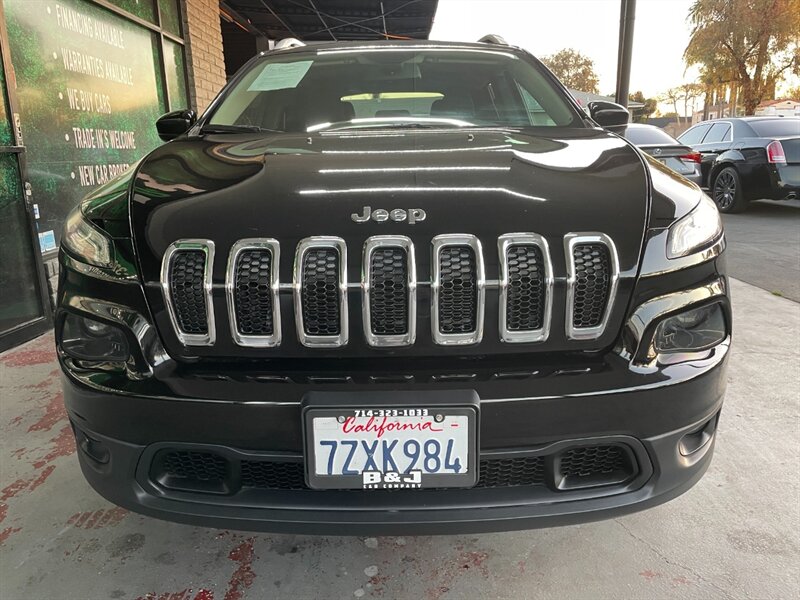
left=623, top=123, right=703, bottom=187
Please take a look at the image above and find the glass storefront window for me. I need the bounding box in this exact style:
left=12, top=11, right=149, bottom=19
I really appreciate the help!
left=164, top=39, right=189, bottom=109
left=105, top=0, right=157, bottom=24
left=160, top=0, right=182, bottom=38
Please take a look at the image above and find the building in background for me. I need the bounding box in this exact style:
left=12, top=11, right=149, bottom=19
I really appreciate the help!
left=755, top=99, right=800, bottom=117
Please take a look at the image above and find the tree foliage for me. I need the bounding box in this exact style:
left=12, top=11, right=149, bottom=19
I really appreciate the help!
left=541, top=48, right=600, bottom=94
left=660, top=84, right=704, bottom=124
left=684, top=0, right=800, bottom=114
left=629, top=91, right=658, bottom=122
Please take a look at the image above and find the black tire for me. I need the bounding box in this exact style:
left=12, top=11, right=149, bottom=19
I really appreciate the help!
left=711, top=166, right=746, bottom=213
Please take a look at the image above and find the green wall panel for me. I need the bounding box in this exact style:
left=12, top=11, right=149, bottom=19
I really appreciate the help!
left=4, top=0, right=168, bottom=247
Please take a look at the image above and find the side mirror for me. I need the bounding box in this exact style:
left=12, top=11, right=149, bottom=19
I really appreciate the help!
left=588, top=101, right=629, bottom=130
left=156, top=109, right=197, bottom=141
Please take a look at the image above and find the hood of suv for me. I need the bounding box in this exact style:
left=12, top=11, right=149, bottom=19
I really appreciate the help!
left=130, top=127, right=650, bottom=360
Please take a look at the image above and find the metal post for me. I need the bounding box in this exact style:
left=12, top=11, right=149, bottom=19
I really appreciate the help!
left=615, top=0, right=636, bottom=108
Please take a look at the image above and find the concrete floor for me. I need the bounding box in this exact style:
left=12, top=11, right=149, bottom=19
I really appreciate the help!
left=1, top=277, right=798, bottom=600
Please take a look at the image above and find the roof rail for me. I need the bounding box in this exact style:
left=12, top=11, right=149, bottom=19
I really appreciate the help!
left=274, top=38, right=306, bottom=50
left=478, top=34, right=508, bottom=45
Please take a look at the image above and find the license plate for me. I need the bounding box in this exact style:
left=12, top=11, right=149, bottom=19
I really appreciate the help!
left=304, top=406, right=477, bottom=490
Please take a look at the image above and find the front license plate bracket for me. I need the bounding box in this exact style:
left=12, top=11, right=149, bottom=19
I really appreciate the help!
left=302, top=390, right=479, bottom=490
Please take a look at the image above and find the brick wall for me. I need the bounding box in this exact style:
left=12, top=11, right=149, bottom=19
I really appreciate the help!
left=182, top=0, right=227, bottom=114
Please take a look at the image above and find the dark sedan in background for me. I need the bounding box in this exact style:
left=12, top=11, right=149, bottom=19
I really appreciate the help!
left=623, top=124, right=702, bottom=187
left=678, top=117, right=800, bottom=212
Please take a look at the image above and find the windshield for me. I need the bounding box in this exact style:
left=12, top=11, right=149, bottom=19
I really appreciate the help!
left=748, top=119, right=800, bottom=137
left=208, top=47, right=581, bottom=132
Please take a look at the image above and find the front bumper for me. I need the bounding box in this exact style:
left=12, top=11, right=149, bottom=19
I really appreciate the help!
left=63, top=340, right=728, bottom=535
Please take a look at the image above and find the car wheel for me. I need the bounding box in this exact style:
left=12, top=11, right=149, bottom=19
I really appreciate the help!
left=712, top=166, right=746, bottom=213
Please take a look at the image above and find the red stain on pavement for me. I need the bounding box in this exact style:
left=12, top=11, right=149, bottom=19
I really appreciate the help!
left=9, top=415, right=23, bottom=427
left=672, top=576, right=692, bottom=586
left=136, top=589, right=214, bottom=600
left=25, top=369, right=60, bottom=390
left=224, top=538, right=257, bottom=600
left=0, top=526, right=22, bottom=545
left=640, top=570, right=661, bottom=581
left=68, top=507, right=128, bottom=529
left=28, top=391, right=66, bottom=433
left=10, top=448, right=27, bottom=459
left=1, top=465, right=55, bottom=502
left=0, top=346, right=55, bottom=367
left=32, top=425, right=76, bottom=469
left=0, top=503, right=7, bottom=523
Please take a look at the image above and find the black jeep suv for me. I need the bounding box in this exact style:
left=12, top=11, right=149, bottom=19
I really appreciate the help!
left=56, top=39, right=730, bottom=534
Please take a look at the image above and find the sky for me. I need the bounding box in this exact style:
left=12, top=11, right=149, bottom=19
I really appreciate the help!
left=430, top=0, right=701, bottom=106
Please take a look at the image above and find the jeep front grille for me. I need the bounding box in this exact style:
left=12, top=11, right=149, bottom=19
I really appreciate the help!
left=161, top=233, right=619, bottom=349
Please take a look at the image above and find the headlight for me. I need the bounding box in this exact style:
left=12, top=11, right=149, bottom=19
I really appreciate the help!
left=667, top=195, right=722, bottom=259
left=62, top=205, right=112, bottom=267
left=654, top=303, right=726, bottom=353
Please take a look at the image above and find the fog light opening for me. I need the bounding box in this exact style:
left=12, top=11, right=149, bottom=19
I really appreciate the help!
left=679, top=413, right=719, bottom=456
left=61, top=313, right=130, bottom=362
left=654, top=302, right=726, bottom=354
left=74, top=427, right=110, bottom=464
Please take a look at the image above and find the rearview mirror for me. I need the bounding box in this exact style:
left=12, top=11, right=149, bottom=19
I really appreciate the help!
left=588, top=101, right=629, bottom=130
left=156, top=109, right=197, bottom=141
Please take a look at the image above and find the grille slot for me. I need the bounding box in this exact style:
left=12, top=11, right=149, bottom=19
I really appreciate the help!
left=565, top=234, right=619, bottom=340
left=227, top=239, right=281, bottom=347
left=234, top=251, right=273, bottom=334
left=432, top=235, right=485, bottom=345
left=170, top=251, right=207, bottom=334
left=161, top=240, right=215, bottom=346
left=363, top=236, right=416, bottom=347
left=371, top=249, right=408, bottom=334
left=294, top=237, right=348, bottom=347
left=498, top=234, right=552, bottom=343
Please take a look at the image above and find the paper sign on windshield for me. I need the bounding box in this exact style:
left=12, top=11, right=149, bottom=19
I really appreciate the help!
left=248, top=61, right=313, bottom=92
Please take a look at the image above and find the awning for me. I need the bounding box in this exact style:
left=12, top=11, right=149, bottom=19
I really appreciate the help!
left=221, top=0, right=439, bottom=41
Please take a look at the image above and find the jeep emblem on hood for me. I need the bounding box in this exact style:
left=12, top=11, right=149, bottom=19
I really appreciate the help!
left=351, top=206, right=426, bottom=225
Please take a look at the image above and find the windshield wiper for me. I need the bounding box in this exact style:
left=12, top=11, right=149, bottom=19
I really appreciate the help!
left=200, top=124, right=275, bottom=134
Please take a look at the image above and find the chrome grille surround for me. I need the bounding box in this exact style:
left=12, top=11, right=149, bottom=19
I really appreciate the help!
left=293, top=236, right=348, bottom=347
left=564, top=233, right=620, bottom=340
left=160, top=240, right=216, bottom=346
left=498, top=233, right=553, bottom=343
left=225, top=239, right=281, bottom=348
left=431, top=234, right=486, bottom=346
left=362, top=235, right=417, bottom=347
